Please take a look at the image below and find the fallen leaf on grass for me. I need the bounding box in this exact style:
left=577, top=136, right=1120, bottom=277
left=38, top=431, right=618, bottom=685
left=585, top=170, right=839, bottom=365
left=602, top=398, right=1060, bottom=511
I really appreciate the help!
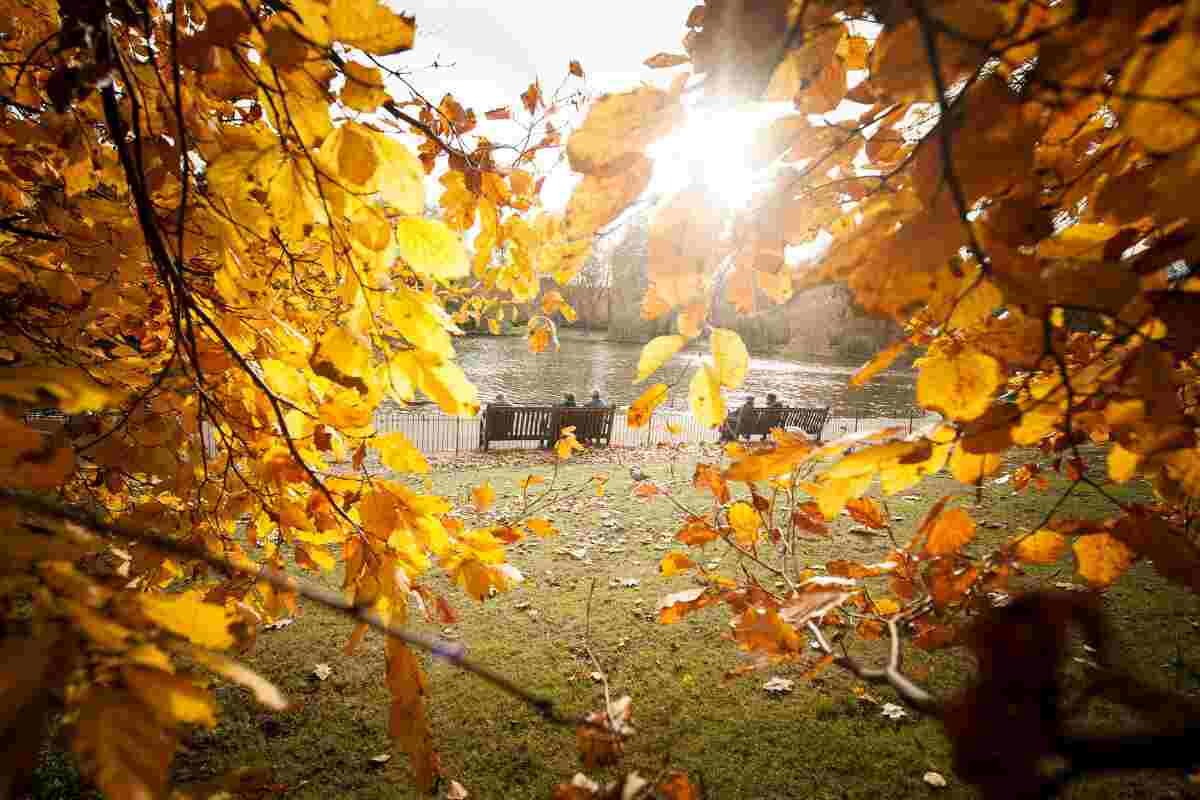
left=762, top=676, right=794, bottom=694
left=264, top=617, right=294, bottom=631
left=923, top=771, right=947, bottom=788
left=368, top=753, right=391, bottom=765
left=447, top=779, right=469, bottom=799
left=880, top=702, right=908, bottom=720
left=313, top=663, right=332, bottom=681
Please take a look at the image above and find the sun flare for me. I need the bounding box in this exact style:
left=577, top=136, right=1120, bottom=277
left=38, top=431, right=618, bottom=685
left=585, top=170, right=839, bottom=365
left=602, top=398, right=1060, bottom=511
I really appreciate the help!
left=646, top=106, right=780, bottom=210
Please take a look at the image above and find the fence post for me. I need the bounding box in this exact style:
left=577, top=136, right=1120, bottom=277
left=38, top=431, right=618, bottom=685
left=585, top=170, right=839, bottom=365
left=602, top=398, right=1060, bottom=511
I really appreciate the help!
left=645, top=413, right=653, bottom=448
left=455, top=417, right=460, bottom=453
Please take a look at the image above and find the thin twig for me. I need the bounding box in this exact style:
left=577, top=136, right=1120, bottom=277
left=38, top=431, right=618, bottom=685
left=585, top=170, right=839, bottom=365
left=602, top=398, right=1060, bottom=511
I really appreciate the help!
left=584, top=578, right=613, bottom=717
left=808, top=618, right=939, bottom=713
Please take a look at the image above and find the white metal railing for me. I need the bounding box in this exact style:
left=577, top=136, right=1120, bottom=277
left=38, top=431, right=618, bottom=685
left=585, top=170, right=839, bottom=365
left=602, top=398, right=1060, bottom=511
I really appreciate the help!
left=370, top=406, right=936, bottom=455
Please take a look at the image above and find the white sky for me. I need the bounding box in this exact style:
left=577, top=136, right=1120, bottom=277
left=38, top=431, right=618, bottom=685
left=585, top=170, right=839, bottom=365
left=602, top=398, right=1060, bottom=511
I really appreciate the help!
left=379, top=1, right=698, bottom=208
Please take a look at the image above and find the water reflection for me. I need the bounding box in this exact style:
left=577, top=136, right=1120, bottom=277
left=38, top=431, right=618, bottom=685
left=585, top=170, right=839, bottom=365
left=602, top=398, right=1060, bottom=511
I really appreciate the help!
left=452, top=331, right=917, bottom=418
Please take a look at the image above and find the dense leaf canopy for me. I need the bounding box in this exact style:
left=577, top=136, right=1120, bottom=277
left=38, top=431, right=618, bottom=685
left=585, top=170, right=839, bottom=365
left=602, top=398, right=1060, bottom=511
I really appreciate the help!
left=2, top=0, right=1200, bottom=798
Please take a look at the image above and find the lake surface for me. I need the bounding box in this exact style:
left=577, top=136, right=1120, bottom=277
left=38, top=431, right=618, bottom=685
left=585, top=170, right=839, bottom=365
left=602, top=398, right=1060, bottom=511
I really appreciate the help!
left=452, top=331, right=918, bottom=418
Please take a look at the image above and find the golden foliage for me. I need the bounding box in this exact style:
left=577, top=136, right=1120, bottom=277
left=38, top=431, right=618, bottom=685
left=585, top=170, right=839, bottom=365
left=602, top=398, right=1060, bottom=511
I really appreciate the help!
left=8, top=0, right=1200, bottom=793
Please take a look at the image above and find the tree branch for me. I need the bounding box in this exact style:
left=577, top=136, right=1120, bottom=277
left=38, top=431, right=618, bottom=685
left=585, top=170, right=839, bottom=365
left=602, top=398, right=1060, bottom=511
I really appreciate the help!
left=0, top=487, right=588, bottom=728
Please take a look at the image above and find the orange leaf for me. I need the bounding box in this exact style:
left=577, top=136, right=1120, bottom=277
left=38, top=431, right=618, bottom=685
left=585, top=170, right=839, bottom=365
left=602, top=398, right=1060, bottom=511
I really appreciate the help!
left=386, top=638, right=438, bottom=791
left=521, top=81, right=541, bottom=114
left=731, top=608, right=803, bottom=655
left=1073, top=533, right=1136, bottom=588
left=660, top=552, right=696, bottom=576
left=676, top=517, right=720, bottom=546
left=657, top=587, right=714, bottom=623
left=1015, top=530, right=1068, bottom=565
left=692, top=463, right=730, bottom=504
left=927, top=561, right=978, bottom=609
left=569, top=60, right=585, bottom=78
left=923, top=507, right=976, bottom=556
left=470, top=481, right=495, bottom=512
left=845, top=497, right=887, bottom=530
left=627, top=383, right=668, bottom=428
left=525, top=517, right=557, bottom=537
left=826, top=560, right=897, bottom=579
left=644, top=52, right=691, bottom=69
left=850, top=341, right=909, bottom=387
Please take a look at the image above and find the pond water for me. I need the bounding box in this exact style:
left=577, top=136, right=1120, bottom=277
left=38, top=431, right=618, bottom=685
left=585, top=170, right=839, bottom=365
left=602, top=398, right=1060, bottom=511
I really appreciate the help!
left=452, top=331, right=918, bottom=418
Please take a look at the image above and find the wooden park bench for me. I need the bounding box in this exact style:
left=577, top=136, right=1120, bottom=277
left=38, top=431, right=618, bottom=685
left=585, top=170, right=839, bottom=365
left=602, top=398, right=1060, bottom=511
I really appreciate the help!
left=732, top=406, right=831, bottom=442
left=478, top=405, right=555, bottom=451
left=548, top=406, right=615, bottom=448
left=478, top=404, right=616, bottom=451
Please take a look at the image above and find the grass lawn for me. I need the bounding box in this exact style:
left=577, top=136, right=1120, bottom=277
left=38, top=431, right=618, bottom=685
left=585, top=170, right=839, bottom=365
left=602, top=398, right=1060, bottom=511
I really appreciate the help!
left=37, top=445, right=1200, bottom=799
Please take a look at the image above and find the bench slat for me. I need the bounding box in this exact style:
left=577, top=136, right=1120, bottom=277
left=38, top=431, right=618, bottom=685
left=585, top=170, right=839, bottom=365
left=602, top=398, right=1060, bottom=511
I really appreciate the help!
left=480, top=405, right=614, bottom=450
left=733, top=406, right=830, bottom=441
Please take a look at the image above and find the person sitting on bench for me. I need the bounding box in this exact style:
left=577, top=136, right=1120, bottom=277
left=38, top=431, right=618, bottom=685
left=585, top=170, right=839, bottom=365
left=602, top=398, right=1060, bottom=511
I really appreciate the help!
left=586, top=390, right=606, bottom=408
left=766, top=393, right=782, bottom=408
left=720, top=396, right=755, bottom=442
left=560, top=393, right=577, bottom=407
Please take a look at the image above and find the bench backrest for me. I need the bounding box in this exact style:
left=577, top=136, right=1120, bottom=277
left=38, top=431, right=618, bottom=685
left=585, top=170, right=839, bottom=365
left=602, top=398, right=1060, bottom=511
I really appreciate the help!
left=551, top=406, right=614, bottom=441
left=786, top=406, right=831, bottom=437
left=485, top=405, right=556, bottom=441
left=737, top=406, right=830, bottom=438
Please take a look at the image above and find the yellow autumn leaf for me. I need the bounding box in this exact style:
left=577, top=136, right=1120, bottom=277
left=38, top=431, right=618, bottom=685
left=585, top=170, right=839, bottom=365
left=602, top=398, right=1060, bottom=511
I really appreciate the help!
left=395, top=217, right=470, bottom=280
left=384, top=287, right=456, bottom=360
left=666, top=421, right=682, bottom=435
left=1074, top=532, right=1136, bottom=588
left=1116, top=31, right=1200, bottom=154
left=689, top=363, right=725, bottom=428
left=710, top=328, right=749, bottom=389
left=0, top=366, right=110, bottom=413
left=138, top=590, right=235, bottom=650
left=342, top=61, right=390, bottom=112
left=1108, top=443, right=1139, bottom=483
left=916, top=343, right=1004, bottom=421
left=520, top=474, right=546, bottom=492
left=1015, top=530, right=1068, bottom=565
left=555, top=428, right=585, bottom=459
left=728, top=501, right=761, bottom=546
left=122, top=666, right=217, bottom=727
left=388, top=351, right=479, bottom=416
left=805, top=473, right=874, bottom=519
left=949, top=445, right=1002, bottom=484
left=471, top=481, right=495, bottom=512
left=329, top=0, right=416, bottom=55
left=660, top=552, right=696, bottom=576
left=628, top=383, right=668, bottom=428
left=373, top=134, right=426, bottom=216
left=525, top=517, right=557, bottom=536
left=312, top=326, right=370, bottom=390
left=488, top=318, right=501, bottom=335
left=636, top=335, right=686, bottom=383
left=566, top=86, right=683, bottom=176
left=375, top=432, right=430, bottom=474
